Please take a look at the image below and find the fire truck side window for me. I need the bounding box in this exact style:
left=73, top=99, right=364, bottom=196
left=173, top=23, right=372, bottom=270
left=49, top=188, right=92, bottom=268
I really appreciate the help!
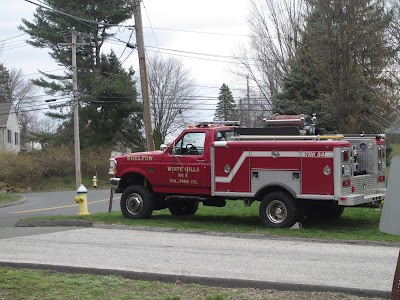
left=216, top=130, right=234, bottom=141
left=172, top=132, right=206, bottom=155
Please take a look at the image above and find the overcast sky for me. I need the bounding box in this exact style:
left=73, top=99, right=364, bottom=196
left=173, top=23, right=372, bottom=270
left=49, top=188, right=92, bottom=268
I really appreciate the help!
left=0, top=0, right=252, bottom=122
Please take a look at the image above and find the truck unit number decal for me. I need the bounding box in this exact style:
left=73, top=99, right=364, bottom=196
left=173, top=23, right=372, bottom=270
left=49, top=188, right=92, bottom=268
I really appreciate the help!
left=303, top=151, right=326, bottom=157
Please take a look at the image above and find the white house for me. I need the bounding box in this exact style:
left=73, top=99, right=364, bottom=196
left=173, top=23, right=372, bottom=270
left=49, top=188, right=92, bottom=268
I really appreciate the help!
left=0, top=102, right=20, bottom=153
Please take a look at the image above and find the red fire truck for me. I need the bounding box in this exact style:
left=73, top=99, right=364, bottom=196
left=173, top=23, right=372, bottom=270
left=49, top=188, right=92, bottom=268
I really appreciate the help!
left=109, top=115, right=386, bottom=228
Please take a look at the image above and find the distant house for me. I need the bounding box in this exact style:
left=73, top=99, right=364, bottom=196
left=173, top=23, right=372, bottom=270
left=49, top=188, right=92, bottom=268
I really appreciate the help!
left=0, top=102, right=20, bottom=153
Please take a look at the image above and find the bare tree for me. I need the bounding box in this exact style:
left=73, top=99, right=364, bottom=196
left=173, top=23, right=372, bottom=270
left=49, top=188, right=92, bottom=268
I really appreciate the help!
left=381, top=0, right=400, bottom=131
left=9, top=68, right=40, bottom=114
left=147, top=54, right=197, bottom=147
left=237, top=91, right=270, bottom=127
left=234, top=0, right=307, bottom=113
left=9, top=68, right=42, bottom=148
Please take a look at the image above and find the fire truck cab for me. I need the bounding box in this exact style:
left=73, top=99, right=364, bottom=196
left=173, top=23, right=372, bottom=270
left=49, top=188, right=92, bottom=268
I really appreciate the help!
left=109, top=117, right=386, bottom=228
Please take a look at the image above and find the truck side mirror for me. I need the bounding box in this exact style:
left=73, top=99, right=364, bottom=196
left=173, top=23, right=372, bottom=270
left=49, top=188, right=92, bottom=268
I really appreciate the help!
left=160, top=144, right=168, bottom=152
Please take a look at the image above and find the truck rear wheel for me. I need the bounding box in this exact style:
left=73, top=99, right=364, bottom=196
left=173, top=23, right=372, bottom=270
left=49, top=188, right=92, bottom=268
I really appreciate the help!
left=120, top=185, right=153, bottom=219
left=259, top=191, right=299, bottom=228
left=168, top=200, right=199, bottom=216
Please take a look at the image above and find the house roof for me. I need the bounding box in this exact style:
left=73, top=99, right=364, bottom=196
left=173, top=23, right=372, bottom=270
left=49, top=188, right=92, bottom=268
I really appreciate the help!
left=0, top=102, right=12, bottom=127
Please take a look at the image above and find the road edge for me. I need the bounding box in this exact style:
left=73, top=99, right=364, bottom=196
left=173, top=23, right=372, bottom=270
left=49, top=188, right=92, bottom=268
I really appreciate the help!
left=0, top=261, right=390, bottom=299
left=0, top=198, right=27, bottom=209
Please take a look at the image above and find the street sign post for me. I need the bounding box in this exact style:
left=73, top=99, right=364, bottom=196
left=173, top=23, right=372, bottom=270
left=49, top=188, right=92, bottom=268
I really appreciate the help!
left=379, top=156, right=400, bottom=299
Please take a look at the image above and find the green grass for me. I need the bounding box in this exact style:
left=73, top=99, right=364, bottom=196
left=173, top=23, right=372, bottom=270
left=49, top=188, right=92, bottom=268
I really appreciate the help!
left=27, top=201, right=400, bottom=243
left=33, top=176, right=110, bottom=192
left=0, top=194, right=22, bottom=205
left=390, top=143, right=400, bottom=158
left=0, top=268, right=380, bottom=300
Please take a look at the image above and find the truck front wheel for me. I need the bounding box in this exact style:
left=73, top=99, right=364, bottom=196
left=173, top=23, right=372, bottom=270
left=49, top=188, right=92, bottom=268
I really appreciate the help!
left=120, top=185, right=154, bottom=219
left=259, top=191, right=299, bottom=228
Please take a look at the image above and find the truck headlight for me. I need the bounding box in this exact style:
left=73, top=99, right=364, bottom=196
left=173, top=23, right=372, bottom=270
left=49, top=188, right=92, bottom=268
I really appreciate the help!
left=108, top=158, right=117, bottom=175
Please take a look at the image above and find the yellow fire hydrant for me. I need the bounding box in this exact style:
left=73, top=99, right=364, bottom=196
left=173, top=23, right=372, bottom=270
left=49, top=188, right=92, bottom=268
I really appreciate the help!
left=75, top=184, right=90, bottom=216
left=92, top=175, right=98, bottom=188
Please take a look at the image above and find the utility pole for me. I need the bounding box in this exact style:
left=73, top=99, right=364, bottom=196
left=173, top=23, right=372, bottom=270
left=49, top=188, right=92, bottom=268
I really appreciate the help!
left=247, top=75, right=251, bottom=126
left=133, top=0, right=154, bottom=151
left=72, top=31, right=81, bottom=190
left=59, top=30, right=88, bottom=189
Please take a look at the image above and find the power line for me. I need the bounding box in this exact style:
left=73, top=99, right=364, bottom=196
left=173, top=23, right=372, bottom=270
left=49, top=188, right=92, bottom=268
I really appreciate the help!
left=0, top=101, right=71, bottom=117
left=20, top=68, right=66, bottom=77
left=83, top=46, right=135, bottom=98
left=29, top=0, right=136, bottom=31
left=108, top=37, right=246, bottom=64
left=0, top=34, right=27, bottom=43
left=25, top=0, right=250, bottom=37
left=142, top=0, right=161, bottom=55
left=0, top=39, right=28, bottom=45
left=142, top=26, right=249, bottom=38
left=1, top=43, right=31, bottom=51
left=145, top=45, right=238, bottom=60
left=145, top=48, right=235, bottom=64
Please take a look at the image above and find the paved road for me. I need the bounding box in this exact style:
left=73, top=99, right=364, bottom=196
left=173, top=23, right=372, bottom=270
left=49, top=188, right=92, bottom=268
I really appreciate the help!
left=0, top=227, right=397, bottom=296
left=0, top=189, right=121, bottom=227
left=0, top=191, right=398, bottom=296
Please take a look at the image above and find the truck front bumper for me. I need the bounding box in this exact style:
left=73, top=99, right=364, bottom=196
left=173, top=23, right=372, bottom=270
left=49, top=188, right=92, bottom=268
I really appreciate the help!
left=110, top=177, right=121, bottom=193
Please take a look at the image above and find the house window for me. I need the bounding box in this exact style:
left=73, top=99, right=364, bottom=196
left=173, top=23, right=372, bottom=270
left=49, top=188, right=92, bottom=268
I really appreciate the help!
left=15, top=132, right=19, bottom=146
left=7, top=130, right=12, bottom=144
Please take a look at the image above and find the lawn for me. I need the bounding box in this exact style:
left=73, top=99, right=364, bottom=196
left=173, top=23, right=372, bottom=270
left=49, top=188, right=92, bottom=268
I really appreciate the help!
left=0, top=194, right=22, bottom=205
left=28, top=200, right=400, bottom=243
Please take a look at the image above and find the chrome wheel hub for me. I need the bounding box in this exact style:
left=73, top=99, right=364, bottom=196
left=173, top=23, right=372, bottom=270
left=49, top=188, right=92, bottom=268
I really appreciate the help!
left=266, top=200, right=287, bottom=224
left=126, top=193, right=143, bottom=215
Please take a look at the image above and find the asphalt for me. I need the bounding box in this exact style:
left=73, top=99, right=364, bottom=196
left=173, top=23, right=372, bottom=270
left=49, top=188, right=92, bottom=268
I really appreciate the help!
left=0, top=199, right=397, bottom=299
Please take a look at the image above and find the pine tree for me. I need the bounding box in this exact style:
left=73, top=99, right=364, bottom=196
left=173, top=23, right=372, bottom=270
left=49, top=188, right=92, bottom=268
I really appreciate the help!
left=214, top=83, right=236, bottom=121
left=19, top=0, right=144, bottom=148
left=275, top=0, right=395, bottom=133
left=0, top=64, right=11, bottom=103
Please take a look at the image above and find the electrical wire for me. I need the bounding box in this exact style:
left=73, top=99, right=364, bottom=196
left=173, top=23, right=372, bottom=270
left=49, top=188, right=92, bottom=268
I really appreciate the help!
left=142, top=26, right=249, bottom=38
left=142, top=0, right=161, bottom=55
left=82, top=36, right=135, bottom=98
left=145, top=48, right=235, bottom=64
left=0, top=100, right=71, bottom=117
left=145, top=45, right=239, bottom=60
left=30, top=0, right=138, bottom=32
left=0, top=34, right=27, bottom=43
left=20, top=68, right=66, bottom=77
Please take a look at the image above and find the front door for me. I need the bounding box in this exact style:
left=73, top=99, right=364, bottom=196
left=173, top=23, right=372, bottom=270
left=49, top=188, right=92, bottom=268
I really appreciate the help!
left=161, top=131, right=209, bottom=194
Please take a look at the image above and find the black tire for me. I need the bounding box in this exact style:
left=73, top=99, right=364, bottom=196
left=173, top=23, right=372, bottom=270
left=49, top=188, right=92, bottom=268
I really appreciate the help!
left=259, top=191, right=299, bottom=228
left=327, top=205, right=345, bottom=219
left=120, top=185, right=153, bottom=219
left=168, top=200, right=199, bottom=216
left=305, top=201, right=345, bottom=220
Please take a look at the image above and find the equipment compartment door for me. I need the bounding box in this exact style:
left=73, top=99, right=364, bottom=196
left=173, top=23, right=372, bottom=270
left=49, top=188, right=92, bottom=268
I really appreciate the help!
left=301, top=151, right=334, bottom=195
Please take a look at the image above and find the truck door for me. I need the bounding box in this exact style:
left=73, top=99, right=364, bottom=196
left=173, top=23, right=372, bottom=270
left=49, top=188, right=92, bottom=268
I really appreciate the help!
left=161, top=131, right=210, bottom=193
